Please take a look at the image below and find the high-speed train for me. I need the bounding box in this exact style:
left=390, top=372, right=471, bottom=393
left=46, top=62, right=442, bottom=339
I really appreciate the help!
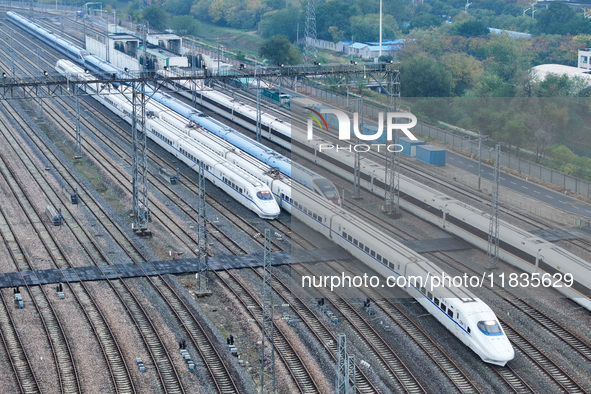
left=292, top=180, right=514, bottom=366
left=55, top=59, right=514, bottom=366
left=55, top=59, right=280, bottom=219
left=161, top=75, right=591, bottom=312
left=6, top=11, right=340, bottom=206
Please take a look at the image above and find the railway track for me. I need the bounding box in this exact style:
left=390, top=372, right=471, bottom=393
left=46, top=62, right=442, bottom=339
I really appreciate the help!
left=0, top=96, right=187, bottom=392
left=0, top=286, right=40, bottom=393
left=0, top=126, right=83, bottom=393
left=1, top=27, right=245, bottom=393
left=343, top=193, right=591, bottom=391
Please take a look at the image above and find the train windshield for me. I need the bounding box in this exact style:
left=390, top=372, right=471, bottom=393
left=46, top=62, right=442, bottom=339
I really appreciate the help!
left=256, top=190, right=274, bottom=200
left=477, top=320, right=503, bottom=336
left=313, top=178, right=340, bottom=203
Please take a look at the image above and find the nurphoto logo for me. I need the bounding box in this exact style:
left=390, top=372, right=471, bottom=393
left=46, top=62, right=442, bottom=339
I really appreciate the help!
left=305, top=108, right=418, bottom=153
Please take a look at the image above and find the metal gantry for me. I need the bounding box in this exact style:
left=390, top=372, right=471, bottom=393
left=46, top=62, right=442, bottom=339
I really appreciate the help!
left=260, top=228, right=275, bottom=393
left=336, top=334, right=348, bottom=394
left=196, top=161, right=210, bottom=293
left=347, top=355, right=356, bottom=393
left=383, top=74, right=401, bottom=216
left=487, top=144, right=501, bottom=270
left=130, top=77, right=150, bottom=234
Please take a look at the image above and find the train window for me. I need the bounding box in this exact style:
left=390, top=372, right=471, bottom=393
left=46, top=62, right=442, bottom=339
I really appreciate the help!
left=383, top=258, right=388, bottom=266
left=364, top=246, right=370, bottom=253
left=348, top=235, right=352, bottom=242
left=467, top=327, right=471, bottom=333
left=434, top=298, right=440, bottom=306
left=420, top=287, right=426, bottom=294
left=427, top=292, right=432, bottom=300
left=353, top=239, right=358, bottom=246
left=370, top=250, right=376, bottom=258
left=441, top=304, right=447, bottom=313
left=312, top=213, right=318, bottom=220
left=477, top=321, right=502, bottom=335
left=256, top=190, right=274, bottom=200
left=359, top=242, right=364, bottom=250
left=343, top=231, right=347, bottom=238
left=447, top=309, right=454, bottom=318
left=376, top=254, right=382, bottom=261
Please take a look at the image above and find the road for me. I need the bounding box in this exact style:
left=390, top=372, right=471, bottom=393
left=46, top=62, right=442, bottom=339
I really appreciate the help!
left=447, top=151, right=591, bottom=219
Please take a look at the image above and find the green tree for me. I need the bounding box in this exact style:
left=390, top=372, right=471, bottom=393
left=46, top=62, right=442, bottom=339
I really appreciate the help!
left=400, top=54, right=452, bottom=97
left=349, top=14, right=398, bottom=42
left=315, top=1, right=359, bottom=41
left=170, top=15, right=201, bottom=35
left=535, top=2, right=576, bottom=35
left=482, top=34, right=534, bottom=83
left=258, top=8, right=301, bottom=40
left=328, top=26, right=346, bottom=42
left=410, top=13, right=444, bottom=30
left=163, top=0, right=192, bottom=16
left=259, top=34, right=302, bottom=64
left=451, top=18, right=489, bottom=37
left=141, top=5, right=168, bottom=30
left=441, top=53, right=484, bottom=96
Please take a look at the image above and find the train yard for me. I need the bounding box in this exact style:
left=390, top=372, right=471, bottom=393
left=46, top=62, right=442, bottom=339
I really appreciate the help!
left=0, top=8, right=590, bottom=393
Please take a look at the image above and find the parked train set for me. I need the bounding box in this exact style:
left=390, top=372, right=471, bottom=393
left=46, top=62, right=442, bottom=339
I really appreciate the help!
left=54, top=60, right=281, bottom=219
left=156, top=70, right=591, bottom=312
left=52, top=61, right=514, bottom=367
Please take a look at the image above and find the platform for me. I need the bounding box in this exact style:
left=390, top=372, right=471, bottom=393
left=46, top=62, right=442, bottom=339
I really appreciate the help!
left=0, top=247, right=352, bottom=289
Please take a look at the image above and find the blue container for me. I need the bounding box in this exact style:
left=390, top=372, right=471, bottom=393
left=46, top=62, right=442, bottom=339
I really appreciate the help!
left=416, top=144, right=446, bottom=165
left=397, top=137, right=425, bottom=156
left=359, top=125, right=385, bottom=143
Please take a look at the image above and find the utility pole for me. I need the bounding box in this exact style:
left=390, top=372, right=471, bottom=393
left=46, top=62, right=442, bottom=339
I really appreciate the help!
left=74, top=85, right=82, bottom=158
left=255, top=66, right=262, bottom=143
left=487, top=144, right=501, bottom=271
left=352, top=98, right=363, bottom=199
left=477, top=132, right=482, bottom=190
left=196, top=161, right=210, bottom=293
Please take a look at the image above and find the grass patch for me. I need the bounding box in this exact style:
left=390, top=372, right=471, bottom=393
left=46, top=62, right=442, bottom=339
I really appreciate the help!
left=192, top=23, right=264, bottom=58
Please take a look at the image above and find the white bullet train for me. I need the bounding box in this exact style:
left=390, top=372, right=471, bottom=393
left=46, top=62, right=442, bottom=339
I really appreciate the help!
left=167, top=80, right=591, bottom=312
left=55, top=60, right=280, bottom=219
left=55, top=60, right=514, bottom=367
left=291, top=183, right=514, bottom=366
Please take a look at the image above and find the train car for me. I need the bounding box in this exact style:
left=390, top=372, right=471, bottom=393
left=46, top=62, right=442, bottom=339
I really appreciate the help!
left=55, top=60, right=280, bottom=219
left=290, top=184, right=514, bottom=366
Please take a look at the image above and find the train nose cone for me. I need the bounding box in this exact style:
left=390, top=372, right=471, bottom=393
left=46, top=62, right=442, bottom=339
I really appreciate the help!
left=489, top=338, right=514, bottom=366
